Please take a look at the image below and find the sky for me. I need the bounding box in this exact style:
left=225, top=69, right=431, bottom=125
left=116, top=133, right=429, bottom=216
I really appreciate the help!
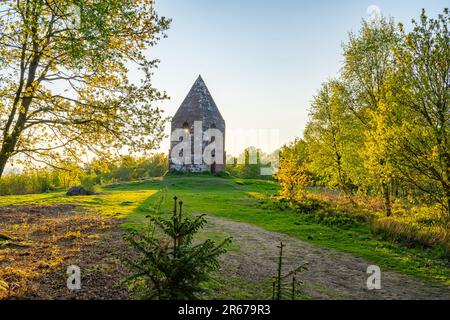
left=146, top=0, right=448, bottom=156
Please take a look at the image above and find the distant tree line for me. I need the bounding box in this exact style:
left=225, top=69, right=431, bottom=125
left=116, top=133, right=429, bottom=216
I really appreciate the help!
left=226, top=147, right=278, bottom=180
left=0, top=153, right=168, bottom=195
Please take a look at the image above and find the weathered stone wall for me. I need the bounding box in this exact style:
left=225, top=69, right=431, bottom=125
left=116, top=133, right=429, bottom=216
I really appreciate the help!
left=169, top=76, right=226, bottom=173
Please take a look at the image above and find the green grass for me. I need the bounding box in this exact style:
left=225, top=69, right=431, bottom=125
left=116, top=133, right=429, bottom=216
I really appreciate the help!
left=1, top=175, right=449, bottom=290
left=0, top=186, right=158, bottom=218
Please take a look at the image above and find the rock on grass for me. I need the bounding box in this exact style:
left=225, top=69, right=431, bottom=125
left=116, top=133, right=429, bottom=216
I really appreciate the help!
left=66, top=186, right=94, bottom=196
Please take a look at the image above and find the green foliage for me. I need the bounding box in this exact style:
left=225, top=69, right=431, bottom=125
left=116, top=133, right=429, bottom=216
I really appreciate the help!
left=215, top=171, right=231, bottom=178
left=80, top=172, right=101, bottom=194
left=121, top=195, right=232, bottom=300
left=95, top=154, right=168, bottom=182
left=392, top=9, right=450, bottom=216
left=0, top=0, right=170, bottom=177
left=342, top=16, right=401, bottom=216
left=0, top=154, right=167, bottom=196
left=0, top=166, right=81, bottom=196
left=276, top=139, right=310, bottom=201
left=227, top=147, right=276, bottom=180
left=270, top=195, right=363, bottom=229
left=280, top=9, right=450, bottom=218
left=304, top=81, right=364, bottom=194
left=283, top=188, right=450, bottom=257
left=373, top=204, right=450, bottom=258
left=0, top=170, right=51, bottom=195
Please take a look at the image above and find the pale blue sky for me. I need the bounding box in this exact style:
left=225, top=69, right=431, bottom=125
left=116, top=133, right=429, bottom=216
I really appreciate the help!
left=149, top=0, right=448, bottom=155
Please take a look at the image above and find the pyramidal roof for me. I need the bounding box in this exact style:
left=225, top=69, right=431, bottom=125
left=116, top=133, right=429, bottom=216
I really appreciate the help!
left=173, top=75, right=224, bottom=124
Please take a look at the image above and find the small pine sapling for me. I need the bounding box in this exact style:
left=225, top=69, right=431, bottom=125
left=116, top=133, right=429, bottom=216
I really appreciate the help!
left=121, top=196, right=232, bottom=299
left=272, top=241, right=308, bottom=300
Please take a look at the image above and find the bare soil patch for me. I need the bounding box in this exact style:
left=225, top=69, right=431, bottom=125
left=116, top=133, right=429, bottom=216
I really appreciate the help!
left=0, top=205, right=131, bottom=300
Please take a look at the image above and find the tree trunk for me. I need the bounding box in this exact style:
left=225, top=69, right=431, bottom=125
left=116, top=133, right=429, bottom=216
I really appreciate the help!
left=382, top=182, right=391, bottom=217
left=0, top=50, right=41, bottom=179
left=447, top=196, right=450, bottom=219
left=446, top=188, right=450, bottom=219
left=0, top=112, right=28, bottom=179
left=335, top=149, right=352, bottom=202
left=0, top=135, right=17, bottom=179
left=0, top=153, right=8, bottom=179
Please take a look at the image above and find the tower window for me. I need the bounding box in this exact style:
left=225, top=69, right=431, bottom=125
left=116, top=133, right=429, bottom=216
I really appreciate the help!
left=210, top=123, right=216, bottom=143
left=183, top=122, right=190, bottom=134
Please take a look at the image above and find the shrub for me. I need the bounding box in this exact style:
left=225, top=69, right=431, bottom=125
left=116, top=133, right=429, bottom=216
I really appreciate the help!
left=80, top=173, right=101, bottom=194
left=293, top=198, right=324, bottom=214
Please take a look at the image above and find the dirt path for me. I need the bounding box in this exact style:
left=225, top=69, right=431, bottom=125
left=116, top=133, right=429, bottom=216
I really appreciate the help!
left=202, top=215, right=450, bottom=300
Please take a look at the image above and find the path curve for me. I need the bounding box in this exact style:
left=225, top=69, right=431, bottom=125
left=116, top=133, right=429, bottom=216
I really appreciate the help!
left=202, top=215, right=450, bottom=300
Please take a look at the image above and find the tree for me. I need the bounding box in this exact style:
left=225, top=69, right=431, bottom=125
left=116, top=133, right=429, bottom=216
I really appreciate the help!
left=0, top=0, right=170, bottom=177
left=304, top=80, right=363, bottom=196
left=342, top=17, right=400, bottom=216
left=122, top=196, right=231, bottom=299
left=393, top=9, right=450, bottom=216
left=277, top=139, right=310, bottom=201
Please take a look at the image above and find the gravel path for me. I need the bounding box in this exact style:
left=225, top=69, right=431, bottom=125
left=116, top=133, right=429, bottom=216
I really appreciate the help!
left=202, top=215, right=450, bottom=300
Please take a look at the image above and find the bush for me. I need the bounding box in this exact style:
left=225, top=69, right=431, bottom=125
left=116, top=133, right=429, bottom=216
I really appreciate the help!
left=121, top=196, right=231, bottom=299
left=80, top=173, right=101, bottom=194
left=292, top=198, right=324, bottom=214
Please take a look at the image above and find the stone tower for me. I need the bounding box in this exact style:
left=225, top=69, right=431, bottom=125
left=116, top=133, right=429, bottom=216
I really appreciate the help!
left=169, top=75, right=226, bottom=173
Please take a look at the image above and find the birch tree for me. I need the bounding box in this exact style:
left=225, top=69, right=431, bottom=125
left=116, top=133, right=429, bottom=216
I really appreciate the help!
left=0, top=0, right=170, bottom=176
left=393, top=9, right=450, bottom=216
left=342, top=17, right=400, bottom=216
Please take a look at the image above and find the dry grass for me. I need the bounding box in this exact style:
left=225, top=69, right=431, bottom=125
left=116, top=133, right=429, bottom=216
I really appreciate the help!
left=0, top=205, right=115, bottom=299
left=300, top=189, right=450, bottom=257
left=372, top=217, right=450, bottom=250
left=372, top=205, right=450, bottom=255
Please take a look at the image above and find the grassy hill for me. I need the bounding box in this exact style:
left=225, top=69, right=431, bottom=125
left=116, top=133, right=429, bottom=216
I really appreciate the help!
left=1, top=174, right=449, bottom=290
